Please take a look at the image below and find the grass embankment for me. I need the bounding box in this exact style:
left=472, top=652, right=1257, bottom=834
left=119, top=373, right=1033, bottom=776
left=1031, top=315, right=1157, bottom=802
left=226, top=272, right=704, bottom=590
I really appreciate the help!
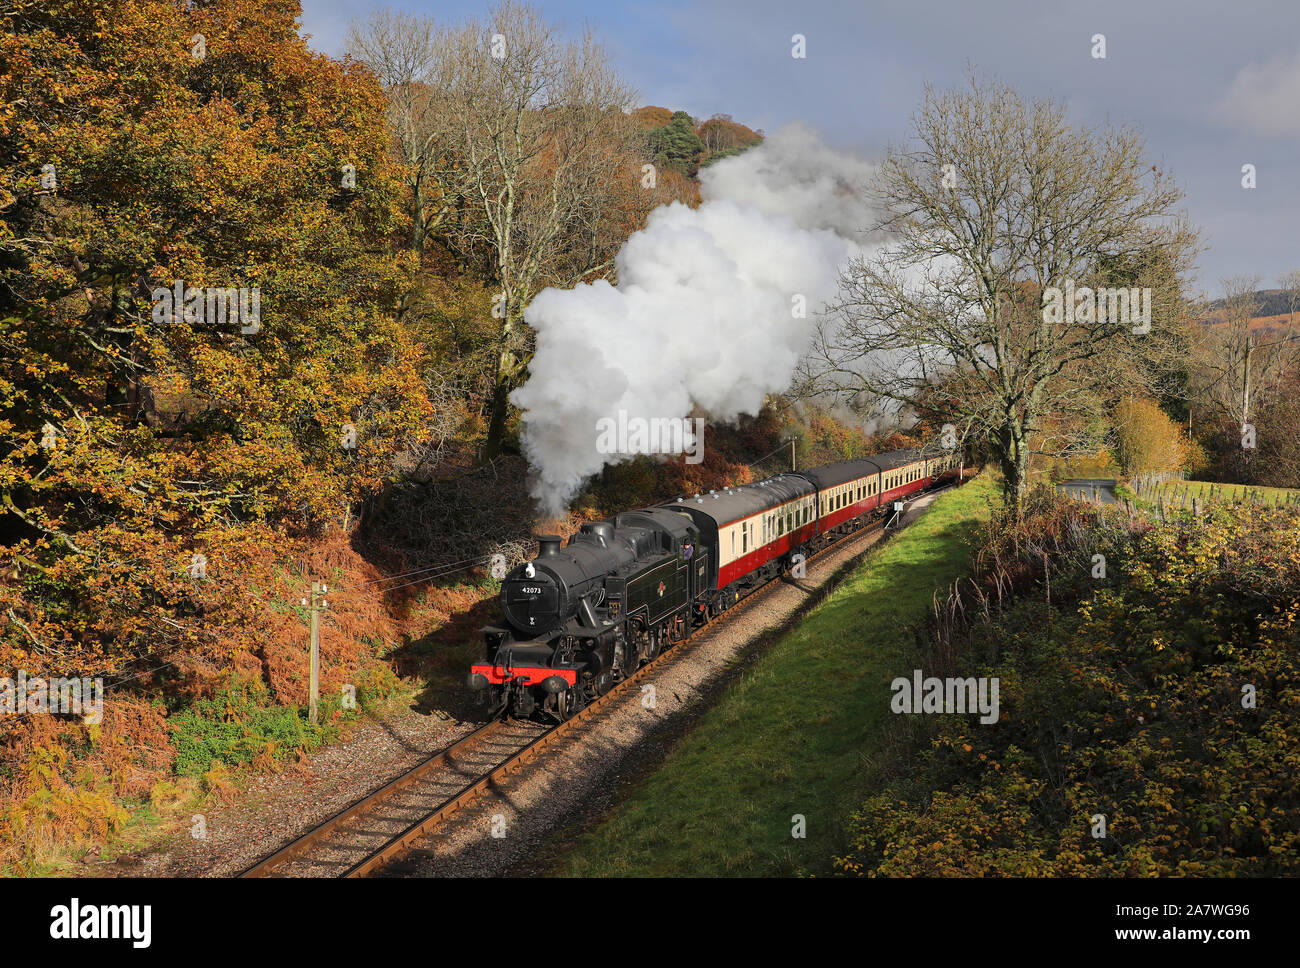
left=555, top=475, right=998, bottom=876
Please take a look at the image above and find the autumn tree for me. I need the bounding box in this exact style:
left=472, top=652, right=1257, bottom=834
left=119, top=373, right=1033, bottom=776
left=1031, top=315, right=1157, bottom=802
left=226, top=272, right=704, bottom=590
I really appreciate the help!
left=696, top=113, right=762, bottom=165
left=806, top=74, right=1197, bottom=511
left=1112, top=397, right=1189, bottom=479
left=0, top=0, right=431, bottom=679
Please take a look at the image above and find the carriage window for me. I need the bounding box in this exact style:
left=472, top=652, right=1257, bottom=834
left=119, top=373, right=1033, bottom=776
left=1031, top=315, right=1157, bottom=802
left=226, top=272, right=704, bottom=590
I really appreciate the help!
left=743, top=526, right=748, bottom=552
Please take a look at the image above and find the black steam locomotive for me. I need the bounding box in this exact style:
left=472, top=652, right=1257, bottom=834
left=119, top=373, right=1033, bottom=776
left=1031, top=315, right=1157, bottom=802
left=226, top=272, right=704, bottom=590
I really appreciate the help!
left=468, top=446, right=962, bottom=720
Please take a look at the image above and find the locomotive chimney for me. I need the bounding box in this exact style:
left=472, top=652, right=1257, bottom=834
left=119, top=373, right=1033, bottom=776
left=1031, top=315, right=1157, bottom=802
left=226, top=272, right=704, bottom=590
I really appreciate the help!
left=537, top=535, right=562, bottom=557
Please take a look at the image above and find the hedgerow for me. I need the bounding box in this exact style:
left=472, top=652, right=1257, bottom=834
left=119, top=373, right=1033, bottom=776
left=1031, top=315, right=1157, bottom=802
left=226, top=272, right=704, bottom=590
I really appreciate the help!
left=837, top=491, right=1300, bottom=876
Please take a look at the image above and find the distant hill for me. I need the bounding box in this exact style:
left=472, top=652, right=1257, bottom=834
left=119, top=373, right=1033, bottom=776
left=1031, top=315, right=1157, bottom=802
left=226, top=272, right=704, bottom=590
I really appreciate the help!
left=1202, top=288, right=1296, bottom=318
left=1196, top=288, right=1297, bottom=332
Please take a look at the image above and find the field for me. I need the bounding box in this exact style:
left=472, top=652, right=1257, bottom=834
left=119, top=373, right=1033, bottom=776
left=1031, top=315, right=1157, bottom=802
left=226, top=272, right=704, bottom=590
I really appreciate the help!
left=553, top=476, right=997, bottom=876
left=1154, top=479, right=1300, bottom=505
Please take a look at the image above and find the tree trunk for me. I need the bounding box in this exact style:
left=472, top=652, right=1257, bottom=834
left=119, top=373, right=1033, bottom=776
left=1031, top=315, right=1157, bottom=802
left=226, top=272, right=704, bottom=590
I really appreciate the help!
left=483, top=309, right=522, bottom=461
left=411, top=180, right=427, bottom=253
left=998, top=420, right=1029, bottom=514
left=483, top=372, right=511, bottom=460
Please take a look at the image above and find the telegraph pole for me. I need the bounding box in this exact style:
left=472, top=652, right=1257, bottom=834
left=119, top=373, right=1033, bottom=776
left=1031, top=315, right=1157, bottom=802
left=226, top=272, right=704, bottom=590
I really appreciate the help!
left=304, top=581, right=328, bottom=725
left=1242, top=333, right=1253, bottom=429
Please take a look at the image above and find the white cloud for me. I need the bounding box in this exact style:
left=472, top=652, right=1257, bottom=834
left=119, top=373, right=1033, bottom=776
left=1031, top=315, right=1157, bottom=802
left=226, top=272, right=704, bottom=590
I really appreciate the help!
left=1212, top=48, right=1300, bottom=137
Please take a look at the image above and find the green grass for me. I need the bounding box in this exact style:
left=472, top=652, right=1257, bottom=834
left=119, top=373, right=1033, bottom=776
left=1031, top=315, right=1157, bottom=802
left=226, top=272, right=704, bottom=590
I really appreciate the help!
left=554, top=475, right=998, bottom=877
left=1156, top=479, right=1300, bottom=505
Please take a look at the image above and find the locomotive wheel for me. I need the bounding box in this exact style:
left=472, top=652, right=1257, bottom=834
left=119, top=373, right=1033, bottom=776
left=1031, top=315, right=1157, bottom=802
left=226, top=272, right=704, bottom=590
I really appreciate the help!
left=643, top=631, right=660, bottom=662
left=622, top=643, right=640, bottom=676
left=556, top=687, right=580, bottom=722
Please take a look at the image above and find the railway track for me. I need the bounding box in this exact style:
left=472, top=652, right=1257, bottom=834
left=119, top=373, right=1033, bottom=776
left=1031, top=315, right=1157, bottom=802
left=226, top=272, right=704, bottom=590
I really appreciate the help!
left=240, top=482, right=956, bottom=878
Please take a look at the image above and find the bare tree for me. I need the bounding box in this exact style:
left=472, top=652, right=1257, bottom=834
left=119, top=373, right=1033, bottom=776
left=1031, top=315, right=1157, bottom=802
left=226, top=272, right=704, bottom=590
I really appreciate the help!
left=1190, top=272, right=1300, bottom=474
left=804, top=74, right=1197, bottom=509
left=346, top=11, right=465, bottom=252
left=439, top=1, right=639, bottom=458
left=1281, top=270, right=1300, bottom=327
left=349, top=2, right=644, bottom=460
left=1192, top=275, right=1260, bottom=428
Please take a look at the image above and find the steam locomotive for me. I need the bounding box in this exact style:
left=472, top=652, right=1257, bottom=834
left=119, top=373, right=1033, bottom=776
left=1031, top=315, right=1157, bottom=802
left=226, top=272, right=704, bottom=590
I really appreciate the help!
left=468, top=446, right=962, bottom=720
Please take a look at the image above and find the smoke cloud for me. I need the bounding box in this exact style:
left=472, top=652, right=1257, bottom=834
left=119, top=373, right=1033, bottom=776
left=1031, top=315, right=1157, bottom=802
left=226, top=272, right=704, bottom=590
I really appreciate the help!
left=512, top=123, right=879, bottom=515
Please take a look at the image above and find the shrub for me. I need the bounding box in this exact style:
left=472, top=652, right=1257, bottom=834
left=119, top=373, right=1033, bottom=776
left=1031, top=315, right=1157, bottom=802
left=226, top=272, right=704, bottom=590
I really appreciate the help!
left=837, top=498, right=1300, bottom=876
left=167, top=679, right=338, bottom=778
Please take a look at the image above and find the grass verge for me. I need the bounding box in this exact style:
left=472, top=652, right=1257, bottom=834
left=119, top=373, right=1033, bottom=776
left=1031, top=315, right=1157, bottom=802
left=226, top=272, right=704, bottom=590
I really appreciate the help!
left=553, top=475, right=998, bottom=876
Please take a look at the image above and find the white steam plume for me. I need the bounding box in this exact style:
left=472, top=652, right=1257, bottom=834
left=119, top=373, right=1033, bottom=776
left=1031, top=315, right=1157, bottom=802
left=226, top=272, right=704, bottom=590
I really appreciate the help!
left=512, top=123, right=879, bottom=515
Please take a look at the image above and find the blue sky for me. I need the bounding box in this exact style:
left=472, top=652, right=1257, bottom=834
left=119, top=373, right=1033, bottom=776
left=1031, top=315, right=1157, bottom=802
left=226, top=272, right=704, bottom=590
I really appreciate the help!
left=300, top=0, right=1300, bottom=297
